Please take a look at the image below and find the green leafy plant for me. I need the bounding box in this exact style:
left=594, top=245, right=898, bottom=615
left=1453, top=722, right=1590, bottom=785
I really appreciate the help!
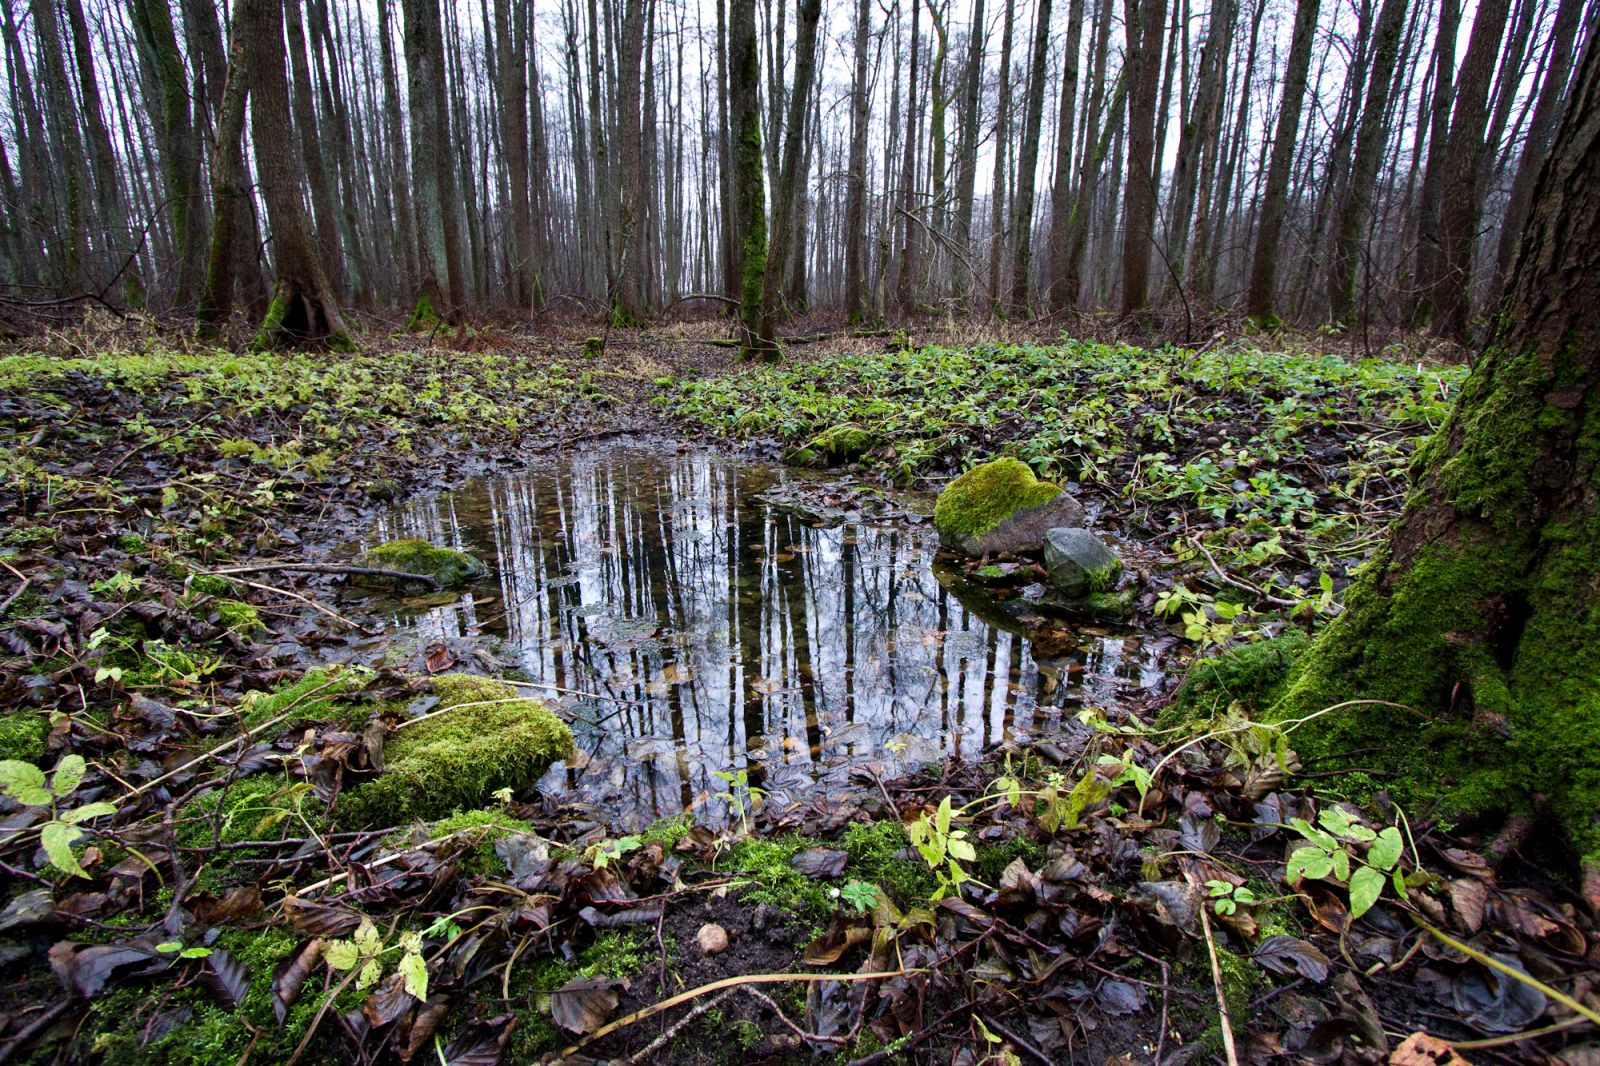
left=325, top=919, right=429, bottom=1000
left=0, top=754, right=118, bottom=878
left=1285, top=807, right=1406, bottom=920
left=836, top=879, right=880, bottom=916
left=1205, top=880, right=1258, bottom=916
left=907, top=796, right=978, bottom=899
left=583, top=834, right=644, bottom=870
left=712, top=768, right=767, bottom=834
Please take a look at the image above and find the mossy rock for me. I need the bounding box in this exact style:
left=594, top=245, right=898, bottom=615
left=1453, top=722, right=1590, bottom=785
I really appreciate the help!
left=339, top=674, right=574, bottom=827
left=933, top=458, right=1085, bottom=556
left=358, top=538, right=489, bottom=587
left=362, top=478, right=402, bottom=501
left=1164, top=630, right=1312, bottom=724
left=786, top=422, right=880, bottom=468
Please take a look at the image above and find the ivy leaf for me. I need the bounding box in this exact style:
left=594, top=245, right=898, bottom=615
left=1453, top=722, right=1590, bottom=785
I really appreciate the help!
left=41, top=821, right=89, bottom=878
left=51, top=754, right=87, bottom=797
left=61, top=801, right=118, bottom=825
left=1348, top=865, right=1386, bottom=921
left=398, top=951, right=429, bottom=1001
left=1367, top=826, right=1403, bottom=872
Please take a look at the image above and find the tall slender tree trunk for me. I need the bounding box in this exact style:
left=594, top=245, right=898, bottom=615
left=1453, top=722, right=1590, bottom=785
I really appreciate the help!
left=1007, top=0, right=1053, bottom=315
left=987, top=0, right=1017, bottom=309
left=199, top=0, right=252, bottom=325
left=1427, top=0, right=1512, bottom=341
left=952, top=0, right=986, bottom=309
left=761, top=0, right=822, bottom=336
left=378, top=0, right=417, bottom=293
left=130, top=0, right=205, bottom=306
left=1045, top=0, right=1085, bottom=314
left=729, top=0, right=770, bottom=354
left=1244, top=0, right=1318, bottom=321
left=842, top=0, right=873, bottom=322
left=612, top=0, right=648, bottom=322
left=1326, top=0, right=1409, bottom=323
left=1411, top=0, right=1461, bottom=322
left=1492, top=0, right=1583, bottom=290
left=403, top=0, right=462, bottom=320
left=1120, top=0, right=1165, bottom=315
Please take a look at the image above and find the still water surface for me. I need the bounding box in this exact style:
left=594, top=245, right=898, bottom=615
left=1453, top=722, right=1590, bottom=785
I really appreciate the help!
left=369, top=446, right=1164, bottom=824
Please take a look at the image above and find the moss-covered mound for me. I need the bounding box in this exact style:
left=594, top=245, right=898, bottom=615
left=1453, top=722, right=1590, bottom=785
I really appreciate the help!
left=933, top=457, right=1084, bottom=555
left=1164, top=630, right=1312, bottom=723
left=238, top=664, right=375, bottom=730
left=0, top=710, right=48, bottom=762
left=358, top=538, right=489, bottom=587
left=340, top=674, right=573, bottom=827
left=786, top=422, right=880, bottom=468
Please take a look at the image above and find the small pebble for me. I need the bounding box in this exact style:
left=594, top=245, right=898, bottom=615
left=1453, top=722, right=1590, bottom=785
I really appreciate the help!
left=696, top=922, right=730, bottom=954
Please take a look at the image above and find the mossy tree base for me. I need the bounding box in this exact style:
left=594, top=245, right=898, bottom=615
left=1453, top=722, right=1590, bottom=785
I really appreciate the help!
left=1265, top=64, right=1600, bottom=876
left=251, top=277, right=353, bottom=353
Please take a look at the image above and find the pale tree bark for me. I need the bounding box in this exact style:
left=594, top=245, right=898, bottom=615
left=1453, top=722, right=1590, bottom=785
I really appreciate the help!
left=129, top=0, right=205, bottom=306
left=952, top=0, right=986, bottom=308
left=987, top=0, right=1016, bottom=308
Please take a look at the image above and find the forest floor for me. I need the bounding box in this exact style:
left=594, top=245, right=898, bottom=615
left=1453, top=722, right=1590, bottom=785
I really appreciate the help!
left=0, top=318, right=1594, bottom=1066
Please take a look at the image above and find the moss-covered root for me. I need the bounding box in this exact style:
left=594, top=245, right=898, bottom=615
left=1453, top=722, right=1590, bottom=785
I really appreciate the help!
left=339, top=674, right=574, bottom=827
left=358, top=538, right=489, bottom=587
left=786, top=422, right=880, bottom=468
left=933, top=457, right=1084, bottom=556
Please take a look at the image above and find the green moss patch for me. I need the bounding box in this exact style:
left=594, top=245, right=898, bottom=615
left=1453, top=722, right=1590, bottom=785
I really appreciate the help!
left=237, top=665, right=374, bottom=731
left=358, top=538, right=489, bottom=587
left=1167, top=630, right=1311, bottom=723
left=339, top=674, right=573, bottom=827
left=786, top=422, right=880, bottom=468
left=0, top=710, right=49, bottom=762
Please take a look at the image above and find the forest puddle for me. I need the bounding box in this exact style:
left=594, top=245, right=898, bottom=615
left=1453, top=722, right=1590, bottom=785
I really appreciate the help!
left=362, top=445, right=1167, bottom=825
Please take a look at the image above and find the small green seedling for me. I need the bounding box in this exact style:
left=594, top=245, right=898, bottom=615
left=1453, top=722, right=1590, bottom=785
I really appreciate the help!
left=0, top=754, right=118, bottom=878
left=1205, top=880, right=1258, bottom=916
left=1285, top=806, right=1406, bottom=920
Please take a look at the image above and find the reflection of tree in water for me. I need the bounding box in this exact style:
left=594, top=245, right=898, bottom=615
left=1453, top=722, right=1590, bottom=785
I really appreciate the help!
left=375, top=449, right=1162, bottom=825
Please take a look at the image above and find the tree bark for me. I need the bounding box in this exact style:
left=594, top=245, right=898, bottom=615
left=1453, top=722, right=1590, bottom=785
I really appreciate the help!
left=1244, top=0, right=1318, bottom=321
left=1120, top=0, right=1164, bottom=316
left=1045, top=0, right=1084, bottom=314
left=842, top=0, right=873, bottom=322
left=761, top=0, right=822, bottom=336
left=199, top=0, right=252, bottom=325
left=612, top=0, right=648, bottom=323
left=1274, top=19, right=1600, bottom=879
left=729, top=0, right=770, bottom=354
left=1006, top=0, right=1053, bottom=315
left=240, top=0, right=349, bottom=348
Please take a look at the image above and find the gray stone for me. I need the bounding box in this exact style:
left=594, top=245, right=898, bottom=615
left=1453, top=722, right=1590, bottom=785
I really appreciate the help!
left=1043, top=527, right=1122, bottom=597
left=955, top=494, right=1086, bottom=556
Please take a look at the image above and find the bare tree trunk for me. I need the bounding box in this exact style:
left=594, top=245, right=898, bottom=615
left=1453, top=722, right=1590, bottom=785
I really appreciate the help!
left=1492, top=0, right=1584, bottom=290
left=1120, top=0, right=1165, bottom=315
left=1326, top=0, right=1409, bottom=323
left=612, top=0, right=648, bottom=322
left=1006, top=0, right=1053, bottom=315
left=729, top=0, right=770, bottom=353
left=952, top=0, right=986, bottom=309
left=1045, top=0, right=1085, bottom=314
left=842, top=0, right=873, bottom=322
left=1411, top=0, right=1461, bottom=322
left=199, top=0, right=251, bottom=325
left=1244, top=0, right=1318, bottom=321
left=403, top=0, right=462, bottom=320
left=761, top=0, right=822, bottom=336
left=240, top=0, right=349, bottom=348
left=1427, top=0, right=1511, bottom=340
left=379, top=0, right=417, bottom=293
left=129, top=0, right=205, bottom=306
left=987, top=0, right=1017, bottom=310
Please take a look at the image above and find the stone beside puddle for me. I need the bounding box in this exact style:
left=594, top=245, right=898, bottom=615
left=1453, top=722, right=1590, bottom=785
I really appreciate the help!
left=1043, top=527, right=1122, bottom=597
left=934, top=457, right=1085, bottom=556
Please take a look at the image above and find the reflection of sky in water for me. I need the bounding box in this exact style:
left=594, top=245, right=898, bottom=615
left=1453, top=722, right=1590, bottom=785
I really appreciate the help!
left=370, top=448, right=1163, bottom=825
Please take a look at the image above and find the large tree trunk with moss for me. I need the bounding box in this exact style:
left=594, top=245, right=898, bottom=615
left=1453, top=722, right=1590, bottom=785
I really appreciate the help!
left=240, top=0, right=350, bottom=350
left=1273, top=28, right=1600, bottom=894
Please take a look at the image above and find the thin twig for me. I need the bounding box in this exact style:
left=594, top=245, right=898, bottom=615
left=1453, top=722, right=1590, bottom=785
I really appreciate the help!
left=203, top=562, right=442, bottom=589
left=623, top=989, right=738, bottom=1063
left=1190, top=868, right=1241, bottom=1066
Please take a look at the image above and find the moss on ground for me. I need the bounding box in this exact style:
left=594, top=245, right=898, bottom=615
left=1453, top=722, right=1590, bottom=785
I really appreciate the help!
left=727, top=820, right=936, bottom=923
left=933, top=458, right=1061, bottom=546
left=358, top=538, right=489, bottom=587
left=69, top=923, right=361, bottom=1065
left=237, top=665, right=374, bottom=730
left=787, top=422, right=880, bottom=468
left=210, top=599, right=264, bottom=636
left=0, top=710, right=48, bottom=762
left=385, top=808, right=538, bottom=878
left=1166, top=630, right=1311, bottom=723
left=339, top=674, right=573, bottom=827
